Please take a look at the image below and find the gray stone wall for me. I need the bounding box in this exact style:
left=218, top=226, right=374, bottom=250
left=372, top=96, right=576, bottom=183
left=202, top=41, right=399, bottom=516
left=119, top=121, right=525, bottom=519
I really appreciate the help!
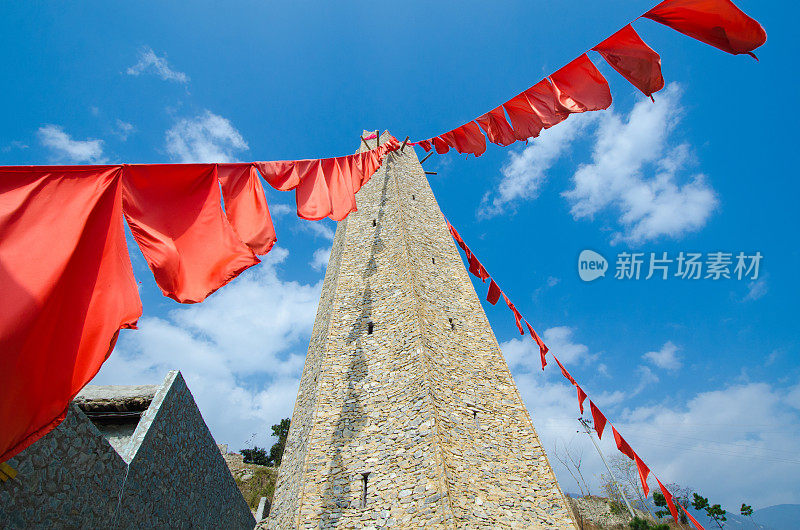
left=0, top=371, right=255, bottom=529
left=116, top=371, right=255, bottom=529
left=0, top=404, right=128, bottom=528
left=266, top=133, right=575, bottom=528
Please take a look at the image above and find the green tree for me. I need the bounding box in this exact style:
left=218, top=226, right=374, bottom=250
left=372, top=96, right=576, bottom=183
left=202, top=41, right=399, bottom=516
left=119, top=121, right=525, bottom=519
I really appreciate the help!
left=653, top=491, right=671, bottom=520
left=241, top=446, right=270, bottom=466
left=267, top=418, right=290, bottom=466
left=692, top=493, right=727, bottom=529
left=667, top=483, right=693, bottom=525
left=740, top=503, right=754, bottom=526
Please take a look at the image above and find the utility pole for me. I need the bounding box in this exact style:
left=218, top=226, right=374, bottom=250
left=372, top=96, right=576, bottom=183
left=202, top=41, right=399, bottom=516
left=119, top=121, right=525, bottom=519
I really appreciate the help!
left=578, top=417, right=636, bottom=519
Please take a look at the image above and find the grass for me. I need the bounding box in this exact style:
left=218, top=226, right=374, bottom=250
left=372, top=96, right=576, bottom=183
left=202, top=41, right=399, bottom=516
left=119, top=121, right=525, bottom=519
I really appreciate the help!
left=234, top=466, right=278, bottom=510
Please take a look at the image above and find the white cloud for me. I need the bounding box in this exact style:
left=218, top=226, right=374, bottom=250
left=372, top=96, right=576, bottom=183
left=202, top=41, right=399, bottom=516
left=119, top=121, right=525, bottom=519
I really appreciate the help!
left=509, top=355, right=800, bottom=510
left=2, top=140, right=29, bottom=152
left=37, top=125, right=106, bottom=163
left=114, top=119, right=135, bottom=141
left=270, top=203, right=294, bottom=217
left=631, top=365, right=659, bottom=396
left=165, top=110, right=248, bottom=163
left=310, top=247, right=331, bottom=272
left=480, top=114, right=595, bottom=218
left=93, top=248, right=321, bottom=451
left=300, top=220, right=335, bottom=241
left=743, top=278, right=768, bottom=301
left=544, top=326, right=595, bottom=365
left=126, top=46, right=189, bottom=84
left=643, top=341, right=682, bottom=371
left=502, top=326, right=594, bottom=373
left=564, top=84, right=718, bottom=244
left=617, top=381, right=800, bottom=509
left=765, top=349, right=781, bottom=367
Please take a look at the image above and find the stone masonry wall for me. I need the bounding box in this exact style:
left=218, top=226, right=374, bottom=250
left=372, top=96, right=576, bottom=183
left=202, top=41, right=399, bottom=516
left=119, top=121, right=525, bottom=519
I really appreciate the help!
left=0, top=371, right=254, bottom=529
left=0, top=404, right=127, bottom=528
left=266, top=132, right=575, bottom=529
left=116, top=371, right=255, bottom=529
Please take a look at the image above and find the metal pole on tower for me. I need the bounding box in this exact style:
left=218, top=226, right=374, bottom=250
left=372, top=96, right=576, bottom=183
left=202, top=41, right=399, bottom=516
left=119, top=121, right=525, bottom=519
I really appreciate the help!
left=578, top=417, right=636, bottom=519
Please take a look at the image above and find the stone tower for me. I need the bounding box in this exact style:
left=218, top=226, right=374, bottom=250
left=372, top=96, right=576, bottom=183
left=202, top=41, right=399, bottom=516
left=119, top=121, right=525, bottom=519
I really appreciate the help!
left=266, top=132, right=575, bottom=529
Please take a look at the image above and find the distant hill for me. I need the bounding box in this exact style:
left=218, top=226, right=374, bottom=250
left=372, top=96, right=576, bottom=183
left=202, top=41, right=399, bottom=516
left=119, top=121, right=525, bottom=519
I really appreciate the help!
left=679, top=502, right=800, bottom=530
left=565, top=493, right=797, bottom=529
left=753, top=504, right=800, bottom=530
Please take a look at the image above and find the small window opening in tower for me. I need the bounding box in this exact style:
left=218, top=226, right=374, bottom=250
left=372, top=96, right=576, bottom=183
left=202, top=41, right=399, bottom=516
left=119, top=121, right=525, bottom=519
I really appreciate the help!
left=448, top=317, right=455, bottom=330
left=360, top=472, right=370, bottom=508
left=411, top=194, right=415, bottom=200
left=372, top=219, right=376, bottom=227
left=473, top=410, right=480, bottom=429
left=432, top=257, right=435, bottom=264
left=367, top=322, right=374, bottom=335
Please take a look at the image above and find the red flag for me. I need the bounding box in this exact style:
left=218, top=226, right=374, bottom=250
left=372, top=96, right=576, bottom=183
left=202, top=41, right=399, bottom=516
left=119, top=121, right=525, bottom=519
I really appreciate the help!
left=683, top=502, right=706, bottom=529
left=217, top=164, right=277, bottom=255
left=122, top=164, right=259, bottom=303
left=612, top=426, right=636, bottom=460
left=294, top=158, right=359, bottom=221
left=656, top=479, right=681, bottom=524
left=525, top=320, right=549, bottom=369
left=487, top=279, right=502, bottom=305
left=549, top=54, right=613, bottom=113
left=476, top=106, right=517, bottom=146
left=634, top=454, right=651, bottom=496
left=418, top=139, right=432, bottom=152
left=593, top=24, right=665, bottom=98
left=447, top=221, right=465, bottom=247
left=0, top=166, right=142, bottom=463
left=502, top=293, right=525, bottom=335
left=256, top=140, right=392, bottom=197
left=467, top=254, right=490, bottom=282
left=433, top=134, right=453, bottom=154
left=449, top=121, right=487, bottom=157
left=522, top=79, right=571, bottom=128
left=577, top=386, right=588, bottom=414
left=590, top=401, right=607, bottom=439
left=643, top=0, right=766, bottom=58
left=255, top=159, right=304, bottom=191
left=502, top=79, right=570, bottom=140
left=554, top=356, right=577, bottom=386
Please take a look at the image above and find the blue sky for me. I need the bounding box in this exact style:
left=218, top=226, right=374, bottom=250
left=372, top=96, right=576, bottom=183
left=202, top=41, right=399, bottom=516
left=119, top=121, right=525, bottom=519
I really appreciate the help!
left=2, top=0, right=798, bottom=512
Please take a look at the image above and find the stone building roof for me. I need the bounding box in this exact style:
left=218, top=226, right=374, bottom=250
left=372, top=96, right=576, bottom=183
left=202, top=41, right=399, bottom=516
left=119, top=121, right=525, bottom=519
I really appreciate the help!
left=74, top=384, right=159, bottom=412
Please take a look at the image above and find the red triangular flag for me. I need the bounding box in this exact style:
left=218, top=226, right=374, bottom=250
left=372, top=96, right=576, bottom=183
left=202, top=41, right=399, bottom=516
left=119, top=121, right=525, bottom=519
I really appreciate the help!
left=524, top=320, right=548, bottom=370
left=487, top=280, right=502, bottom=305
left=643, top=0, right=766, bottom=59
left=577, top=386, right=588, bottom=415
left=682, top=501, right=706, bottom=530
left=634, top=454, right=651, bottom=496
left=554, top=356, right=577, bottom=386
left=590, top=401, right=607, bottom=439
left=592, top=24, right=665, bottom=98
left=612, top=426, right=636, bottom=460
left=656, top=478, right=681, bottom=524
left=502, top=293, right=524, bottom=334
left=476, top=106, right=517, bottom=146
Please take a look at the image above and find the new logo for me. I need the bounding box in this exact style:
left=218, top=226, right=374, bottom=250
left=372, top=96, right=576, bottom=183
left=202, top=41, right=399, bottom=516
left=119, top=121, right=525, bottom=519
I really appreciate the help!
left=578, top=250, right=608, bottom=282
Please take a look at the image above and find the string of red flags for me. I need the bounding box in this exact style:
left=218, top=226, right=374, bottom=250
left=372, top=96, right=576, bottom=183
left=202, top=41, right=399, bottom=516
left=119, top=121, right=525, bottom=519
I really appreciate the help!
left=413, top=0, right=765, bottom=156
left=446, top=219, right=704, bottom=529
left=0, top=137, right=400, bottom=464
left=0, top=0, right=765, bottom=475
left=256, top=136, right=400, bottom=221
